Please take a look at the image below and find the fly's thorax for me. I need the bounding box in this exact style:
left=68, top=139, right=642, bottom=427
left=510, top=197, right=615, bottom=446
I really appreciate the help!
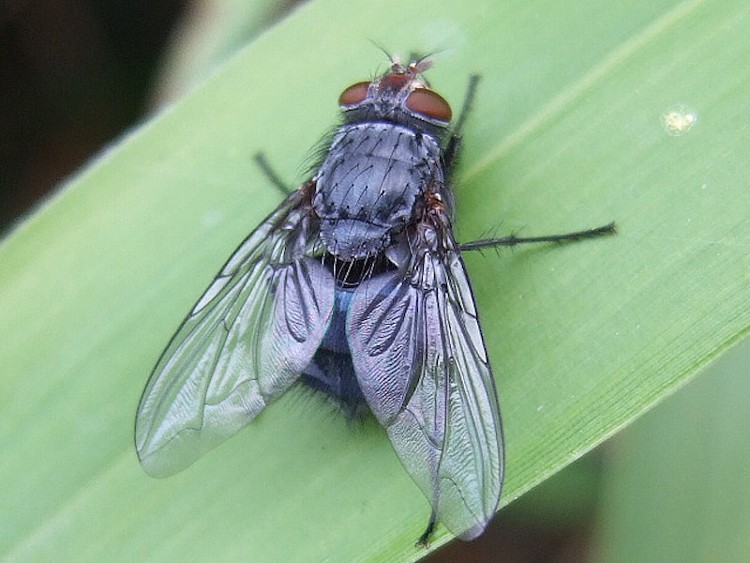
left=313, top=122, right=445, bottom=260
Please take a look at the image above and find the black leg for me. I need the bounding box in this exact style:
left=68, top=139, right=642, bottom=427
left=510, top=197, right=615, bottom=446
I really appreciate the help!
left=452, top=74, right=480, bottom=140
left=416, top=511, right=437, bottom=548
left=443, top=74, right=481, bottom=173
left=253, top=152, right=294, bottom=196
left=459, top=222, right=616, bottom=252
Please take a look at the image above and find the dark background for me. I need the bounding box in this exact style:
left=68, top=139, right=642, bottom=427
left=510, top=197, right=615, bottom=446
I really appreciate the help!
left=0, top=3, right=600, bottom=560
left=1, top=1, right=185, bottom=230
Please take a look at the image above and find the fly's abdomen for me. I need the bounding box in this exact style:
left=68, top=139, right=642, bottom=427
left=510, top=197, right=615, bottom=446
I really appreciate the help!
left=300, top=286, right=368, bottom=417
left=314, top=122, right=443, bottom=260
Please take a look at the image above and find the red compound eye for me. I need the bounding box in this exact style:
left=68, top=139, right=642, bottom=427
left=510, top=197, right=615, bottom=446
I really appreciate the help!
left=405, top=88, right=452, bottom=122
left=339, top=81, right=370, bottom=106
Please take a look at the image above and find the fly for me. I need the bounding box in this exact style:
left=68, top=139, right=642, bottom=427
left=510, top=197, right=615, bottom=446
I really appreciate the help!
left=135, top=55, right=615, bottom=545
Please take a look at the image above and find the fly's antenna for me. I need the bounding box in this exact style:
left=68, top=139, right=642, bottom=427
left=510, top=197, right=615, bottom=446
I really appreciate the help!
left=369, top=40, right=396, bottom=66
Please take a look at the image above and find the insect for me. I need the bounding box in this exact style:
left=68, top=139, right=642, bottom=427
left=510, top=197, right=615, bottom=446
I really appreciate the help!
left=135, top=55, right=615, bottom=544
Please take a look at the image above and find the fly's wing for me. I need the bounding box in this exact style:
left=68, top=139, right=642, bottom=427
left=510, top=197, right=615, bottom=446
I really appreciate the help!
left=135, top=189, right=334, bottom=478
left=347, top=230, right=503, bottom=540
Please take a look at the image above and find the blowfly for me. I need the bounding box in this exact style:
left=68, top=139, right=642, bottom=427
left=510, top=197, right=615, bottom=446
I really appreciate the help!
left=135, top=55, right=614, bottom=544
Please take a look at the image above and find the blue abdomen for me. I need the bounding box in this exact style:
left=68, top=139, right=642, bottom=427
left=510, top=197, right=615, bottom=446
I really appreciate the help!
left=301, top=286, right=366, bottom=416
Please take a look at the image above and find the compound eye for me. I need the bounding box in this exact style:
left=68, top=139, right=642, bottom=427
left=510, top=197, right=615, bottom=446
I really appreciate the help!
left=405, top=88, right=452, bottom=122
left=339, top=81, right=371, bottom=106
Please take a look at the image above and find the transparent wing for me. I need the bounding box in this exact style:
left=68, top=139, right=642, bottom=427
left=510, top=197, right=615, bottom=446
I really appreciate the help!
left=347, top=231, right=503, bottom=540
left=136, top=189, right=334, bottom=477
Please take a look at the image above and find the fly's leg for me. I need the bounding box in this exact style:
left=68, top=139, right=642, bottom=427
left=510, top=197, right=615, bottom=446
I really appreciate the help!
left=253, top=152, right=294, bottom=196
left=459, top=222, right=616, bottom=252
left=443, top=74, right=480, bottom=174
left=451, top=74, right=480, bottom=141
left=443, top=76, right=615, bottom=249
left=416, top=511, right=437, bottom=548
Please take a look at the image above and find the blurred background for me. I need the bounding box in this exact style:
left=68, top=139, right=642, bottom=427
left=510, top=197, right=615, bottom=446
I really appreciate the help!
left=2, top=1, right=180, bottom=229
left=2, top=2, right=747, bottom=562
left=0, top=0, right=296, bottom=231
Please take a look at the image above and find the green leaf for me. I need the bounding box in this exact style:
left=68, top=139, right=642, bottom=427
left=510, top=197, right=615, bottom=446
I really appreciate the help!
left=593, top=341, right=750, bottom=562
left=1, top=0, right=748, bottom=561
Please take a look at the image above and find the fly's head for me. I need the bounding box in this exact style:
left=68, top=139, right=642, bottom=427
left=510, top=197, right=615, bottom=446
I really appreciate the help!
left=338, top=56, right=453, bottom=136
